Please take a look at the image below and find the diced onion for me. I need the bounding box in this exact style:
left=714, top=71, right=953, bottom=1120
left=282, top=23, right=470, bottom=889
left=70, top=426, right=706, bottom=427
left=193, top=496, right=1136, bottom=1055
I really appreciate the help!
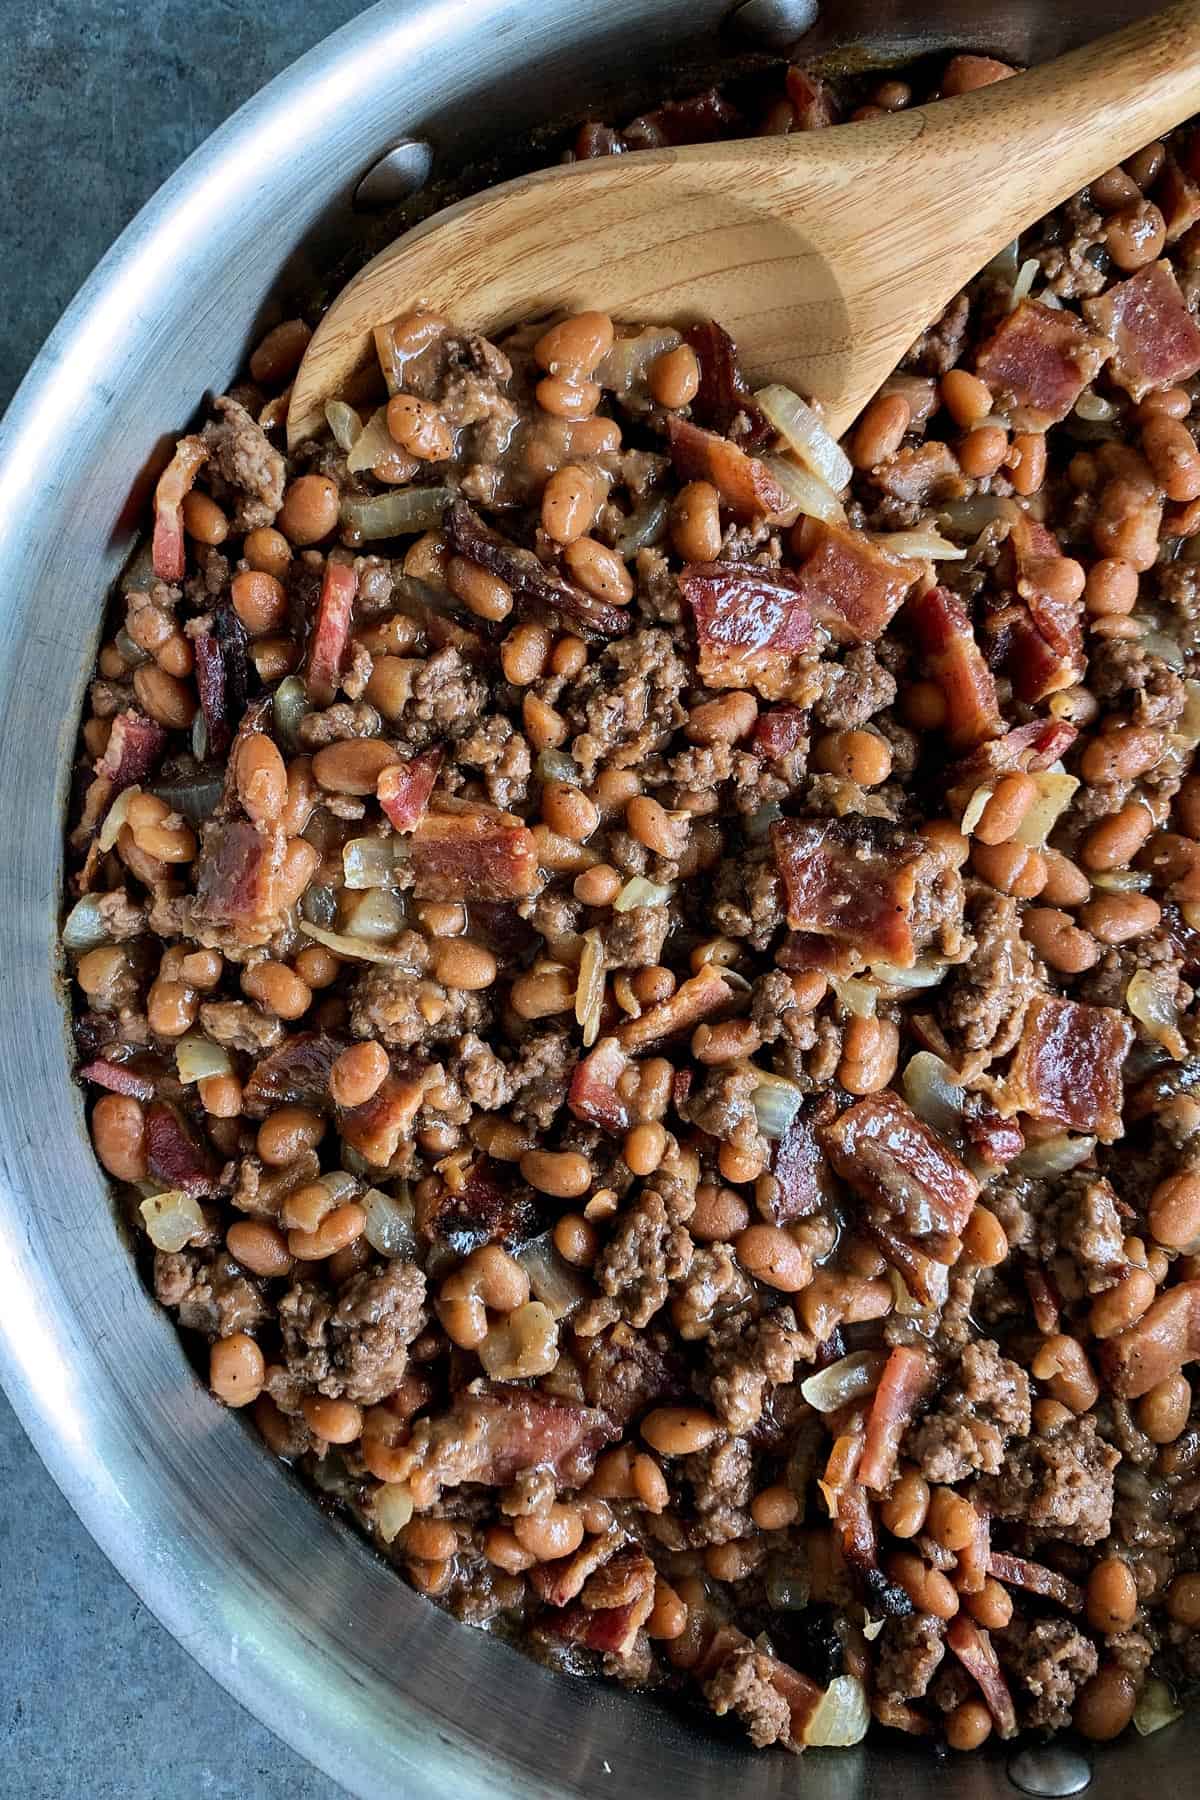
left=516, top=1232, right=592, bottom=1319
left=986, top=239, right=1019, bottom=283
left=614, top=876, right=674, bottom=912
left=800, top=1350, right=886, bottom=1413
left=1133, top=1677, right=1183, bottom=1737
left=872, top=959, right=947, bottom=991
left=325, top=399, right=362, bottom=452
left=343, top=835, right=401, bottom=891
left=62, top=896, right=114, bottom=952
left=756, top=384, right=853, bottom=493
left=889, top=1261, right=949, bottom=1317
left=613, top=496, right=670, bottom=557
left=862, top=1616, right=885, bottom=1642
left=803, top=1675, right=871, bottom=1748
left=273, top=676, right=308, bottom=753
left=758, top=452, right=847, bottom=526
left=98, top=785, right=139, bottom=853
left=938, top=494, right=1015, bottom=535
left=373, top=1484, right=414, bottom=1542
left=1137, top=624, right=1187, bottom=671
left=175, top=1034, right=234, bottom=1085
left=536, top=748, right=578, bottom=784
left=746, top=802, right=783, bottom=842
left=1010, top=257, right=1040, bottom=308
left=1074, top=391, right=1117, bottom=423
left=363, top=1185, right=418, bottom=1259
left=341, top=887, right=405, bottom=943
left=751, top=1070, right=803, bottom=1141
left=595, top=326, right=682, bottom=394
left=1092, top=869, right=1151, bottom=892
left=1013, top=770, right=1079, bottom=847
left=299, top=920, right=409, bottom=964
left=829, top=976, right=877, bottom=1019
left=139, top=1190, right=206, bottom=1253
left=960, top=784, right=993, bottom=836
left=902, top=1051, right=965, bottom=1136
left=576, top=928, right=605, bottom=1049
left=340, top=487, right=453, bottom=540
left=346, top=405, right=396, bottom=473
left=1127, top=967, right=1186, bottom=1060
left=1014, top=1132, right=1096, bottom=1178
left=1176, top=680, right=1200, bottom=746
left=301, top=883, right=338, bottom=928
left=765, top=1565, right=811, bottom=1611
left=869, top=527, right=967, bottom=562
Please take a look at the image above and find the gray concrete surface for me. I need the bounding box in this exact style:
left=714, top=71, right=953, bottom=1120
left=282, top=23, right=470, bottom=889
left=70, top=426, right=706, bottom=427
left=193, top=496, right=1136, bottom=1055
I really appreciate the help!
left=0, top=7, right=372, bottom=1795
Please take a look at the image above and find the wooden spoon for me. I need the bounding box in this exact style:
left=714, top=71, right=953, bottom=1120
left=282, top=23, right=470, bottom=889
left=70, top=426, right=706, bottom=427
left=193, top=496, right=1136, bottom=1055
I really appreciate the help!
left=288, top=2, right=1200, bottom=450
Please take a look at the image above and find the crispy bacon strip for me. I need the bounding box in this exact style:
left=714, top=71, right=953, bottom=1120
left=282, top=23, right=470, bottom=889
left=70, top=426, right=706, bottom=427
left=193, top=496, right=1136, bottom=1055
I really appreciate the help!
left=305, top=560, right=357, bottom=707
left=1004, top=512, right=1085, bottom=702
left=94, top=709, right=168, bottom=795
left=974, top=298, right=1111, bottom=429
left=792, top=521, right=918, bottom=644
left=152, top=435, right=207, bottom=580
left=823, top=1092, right=979, bottom=1238
left=615, top=964, right=730, bottom=1051
left=340, top=1065, right=436, bottom=1166
left=377, top=750, right=441, bottom=832
left=445, top=498, right=630, bottom=639
left=771, top=816, right=936, bottom=969
left=1157, top=152, right=1200, bottom=243
left=242, top=1031, right=345, bottom=1117
left=765, top=1102, right=829, bottom=1223
left=1100, top=1280, right=1200, bottom=1397
left=666, top=416, right=788, bottom=521
left=946, top=717, right=1077, bottom=809
left=678, top=561, right=814, bottom=700
left=542, top=1596, right=651, bottom=1658
left=192, top=629, right=230, bottom=758
left=192, top=817, right=287, bottom=945
left=1084, top=260, right=1200, bottom=401
left=79, top=1059, right=155, bottom=1102
left=858, top=1347, right=936, bottom=1492
left=861, top=1221, right=946, bottom=1308
left=145, top=1101, right=218, bottom=1196
left=397, top=1389, right=615, bottom=1498
left=415, top=1154, right=538, bottom=1253
left=988, top=1550, right=1083, bottom=1613
left=753, top=704, right=807, bottom=760
left=872, top=441, right=966, bottom=507
left=682, top=320, right=770, bottom=447
left=407, top=808, right=540, bottom=902
left=999, top=994, right=1132, bottom=1141
left=909, top=585, right=1002, bottom=750
left=568, top=1036, right=635, bottom=1134
left=945, top=1616, right=1018, bottom=1739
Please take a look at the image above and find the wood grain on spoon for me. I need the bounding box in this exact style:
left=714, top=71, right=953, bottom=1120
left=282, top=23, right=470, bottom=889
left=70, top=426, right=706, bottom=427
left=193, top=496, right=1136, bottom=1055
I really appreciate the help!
left=288, top=2, right=1200, bottom=450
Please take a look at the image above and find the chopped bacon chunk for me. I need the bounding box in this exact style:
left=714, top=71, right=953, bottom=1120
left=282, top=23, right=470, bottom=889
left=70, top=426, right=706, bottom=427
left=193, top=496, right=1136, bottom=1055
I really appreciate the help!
left=542, top=1596, right=651, bottom=1658
left=568, top=1036, right=636, bottom=1135
left=791, top=521, right=917, bottom=644
left=79, top=1059, right=155, bottom=1102
left=1100, top=1280, right=1200, bottom=1397
left=529, top=1531, right=624, bottom=1608
left=947, top=717, right=1078, bottom=809
left=945, top=1617, right=1018, bottom=1739
left=858, top=1347, right=936, bottom=1492
left=1024, top=1266, right=1062, bottom=1336
left=861, top=1221, right=947, bottom=1309
left=765, top=1102, right=829, bottom=1223
left=242, top=1031, right=344, bottom=1117
left=398, top=1389, right=614, bottom=1499
left=1002, top=512, right=1085, bottom=702
left=785, top=65, right=838, bottom=130
left=999, top=995, right=1132, bottom=1141
left=771, top=816, right=941, bottom=967
left=340, top=1066, right=435, bottom=1167
left=145, top=1101, right=219, bottom=1196
left=192, top=818, right=287, bottom=946
left=988, top=1550, right=1083, bottom=1613
left=909, top=585, right=1002, bottom=750
left=962, top=1098, right=1024, bottom=1169
left=377, top=750, right=441, bottom=831
left=823, top=1091, right=979, bottom=1239
left=407, top=808, right=540, bottom=901
left=616, top=964, right=730, bottom=1051
left=956, top=1506, right=991, bottom=1596
left=679, top=561, right=814, bottom=700
left=667, top=417, right=788, bottom=521
left=192, top=630, right=231, bottom=759
left=305, top=560, right=357, bottom=707
left=872, top=441, right=966, bottom=507
left=94, top=709, right=168, bottom=794
left=682, top=321, right=770, bottom=447
left=752, top=704, right=807, bottom=760
left=974, top=298, right=1111, bottom=429
left=623, top=86, right=740, bottom=149
left=1157, top=153, right=1200, bottom=243
left=445, top=498, right=630, bottom=639
left=152, top=435, right=207, bottom=580
left=415, top=1154, right=539, bottom=1253
left=1084, top=260, right=1200, bottom=401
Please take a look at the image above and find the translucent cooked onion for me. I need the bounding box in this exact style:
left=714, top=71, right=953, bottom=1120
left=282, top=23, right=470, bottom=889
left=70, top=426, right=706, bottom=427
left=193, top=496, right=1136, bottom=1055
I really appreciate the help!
left=363, top=1185, right=418, bottom=1259
left=985, top=239, right=1019, bottom=283
left=862, top=1616, right=885, bottom=1642
left=613, top=496, right=670, bottom=557
left=175, top=1034, right=234, bottom=1085
left=325, top=399, right=362, bottom=452
left=1014, top=1132, right=1096, bottom=1178
left=343, top=835, right=400, bottom=890
left=1138, top=624, right=1187, bottom=671
left=299, top=920, right=408, bottom=964
left=800, top=1350, right=887, bottom=1413
left=1177, top=679, right=1200, bottom=745
left=829, top=976, right=877, bottom=1019
left=872, top=959, right=947, bottom=990
left=1014, top=770, right=1079, bottom=847
left=595, top=325, right=682, bottom=394
left=346, top=404, right=396, bottom=473
left=756, top=384, right=853, bottom=493
left=1127, top=967, right=1186, bottom=1060
left=1133, top=1677, right=1183, bottom=1737
left=1092, top=869, right=1152, bottom=892
left=764, top=1563, right=811, bottom=1610
left=340, top=487, right=453, bottom=540
left=536, top=748, right=578, bottom=784
left=889, top=1261, right=949, bottom=1317
left=745, top=801, right=783, bottom=842
left=614, top=876, right=674, bottom=912
left=273, top=675, right=308, bottom=753
left=62, top=896, right=113, bottom=952
left=373, top=1483, right=414, bottom=1542
left=1074, top=391, right=1117, bottom=422
left=869, top=527, right=967, bottom=562
left=1010, top=257, right=1040, bottom=307
left=341, top=887, right=405, bottom=942
left=139, top=1190, right=206, bottom=1253
left=902, top=1051, right=965, bottom=1137
left=751, top=1070, right=803, bottom=1141
left=758, top=453, right=847, bottom=526
left=300, top=883, right=338, bottom=928
left=938, top=494, right=1014, bottom=535
left=960, top=784, right=993, bottom=836
left=575, top=928, right=605, bottom=1049
left=517, top=1233, right=592, bottom=1318
left=803, top=1675, right=871, bottom=1748
left=98, top=784, right=139, bottom=853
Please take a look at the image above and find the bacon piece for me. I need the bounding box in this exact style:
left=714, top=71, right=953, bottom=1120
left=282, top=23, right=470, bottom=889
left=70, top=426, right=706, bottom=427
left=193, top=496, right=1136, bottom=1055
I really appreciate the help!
left=304, top=560, right=357, bottom=707
left=79, top=1059, right=155, bottom=1102
left=1025, top=1266, right=1062, bottom=1336
left=999, top=994, right=1132, bottom=1141
left=192, top=817, right=287, bottom=946
left=682, top=321, right=770, bottom=448
left=872, top=441, right=966, bottom=507
left=192, top=629, right=231, bottom=759
left=753, top=704, right=807, bottom=760
left=974, top=298, right=1111, bottom=429
left=957, top=1506, right=991, bottom=1596
left=445, top=498, right=630, bottom=640
left=858, top=1347, right=937, bottom=1492
left=1002, top=512, right=1085, bottom=702
left=771, top=816, right=940, bottom=968
left=666, top=416, right=788, bottom=521
left=785, top=65, right=838, bottom=130
left=909, top=585, right=1002, bottom=751
left=407, top=808, right=540, bottom=902
left=946, top=717, right=1077, bottom=809
left=399, top=1389, right=614, bottom=1497
left=961, top=1099, right=1024, bottom=1170
left=145, top=1101, right=218, bottom=1196
left=791, top=521, right=918, bottom=644
left=823, top=1092, right=979, bottom=1238
left=95, top=709, right=168, bottom=794
left=542, top=1596, right=650, bottom=1658
left=679, top=561, right=814, bottom=700
left=672, top=1066, right=694, bottom=1112
left=615, top=964, right=729, bottom=1051
left=988, top=1550, right=1083, bottom=1613
left=1100, top=1280, right=1200, bottom=1398
left=568, top=1036, right=635, bottom=1134
left=242, top=1032, right=345, bottom=1117
left=945, top=1617, right=1017, bottom=1739
left=1084, top=260, right=1200, bottom=401
left=623, top=86, right=740, bottom=149
left=377, top=750, right=441, bottom=832
left=861, top=1221, right=947, bottom=1308
left=775, top=932, right=863, bottom=977
left=415, top=1154, right=539, bottom=1253
left=764, top=1103, right=830, bottom=1224
left=1157, top=153, right=1200, bottom=243
left=152, top=435, right=208, bottom=580
left=529, top=1531, right=625, bottom=1608
left=340, top=1066, right=435, bottom=1167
